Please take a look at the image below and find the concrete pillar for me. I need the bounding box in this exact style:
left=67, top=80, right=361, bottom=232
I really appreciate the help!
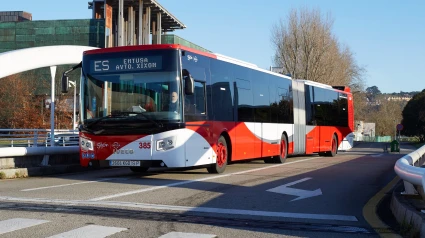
left=142, top=13, right=147, bottom=44
left=152, top=21, right=156, bottom=43
left=145, top=7, right=151, bottom=44
left=118, top=0, right=124, bottom=46
left=124, top=20, right=128, bottom=46
left=138, top=0, right=143, bottom=45
left=128, top=6, right=133, bottom=45
left=156, top=12, right=161, bottom=44
left=131, top=8, right=137, bottom=45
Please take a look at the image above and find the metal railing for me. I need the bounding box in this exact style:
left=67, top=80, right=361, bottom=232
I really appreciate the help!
left=394, top=144, right=425, bottom=194
left=0, top=129, right=79, bottom=158
left=0, top=129, right=78, bottom=147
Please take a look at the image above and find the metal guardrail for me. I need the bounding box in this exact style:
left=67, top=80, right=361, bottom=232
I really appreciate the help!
left=0, top=129, right=78, bottom=147
left=0, top=129, right=79, bottom=158
left=394, top=144, right=425, bottom=193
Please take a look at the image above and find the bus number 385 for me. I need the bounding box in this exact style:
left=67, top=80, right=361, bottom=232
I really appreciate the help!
left=139, top=142, right=151, bottom=149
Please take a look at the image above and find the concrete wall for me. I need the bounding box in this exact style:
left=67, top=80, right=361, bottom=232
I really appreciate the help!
left=0, top=154, right=79, bottom=169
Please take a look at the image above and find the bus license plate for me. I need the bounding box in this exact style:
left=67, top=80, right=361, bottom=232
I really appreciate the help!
left=109, top=160, right=141, bottom=167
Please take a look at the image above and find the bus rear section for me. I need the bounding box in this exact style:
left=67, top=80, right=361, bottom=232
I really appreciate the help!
left=292, top=80, right=354, bottom=156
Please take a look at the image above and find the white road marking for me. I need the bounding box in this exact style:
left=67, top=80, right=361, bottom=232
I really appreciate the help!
left=267, top=177, right=322, bottom=201
left=0, top=218, right=49, bottom=235
left=159, top=232, right=217, bottom=238
left=89, top=157, right=320, bottom=201
left=21, top=179, right=113, bottom=191
left=371, top=154, right=383, bottom=157
left=47, top=225, right=127, bottom=238
left=0, top=196, right=358, bottom=222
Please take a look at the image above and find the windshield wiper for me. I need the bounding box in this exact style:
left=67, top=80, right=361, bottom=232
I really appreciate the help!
left=81, top=115, right=127, bottom=134
left=83, top=112, right=163, bottom=134
left=86, top=114, right=127, bottom=128
left=127, top=112, right=164, bottom=128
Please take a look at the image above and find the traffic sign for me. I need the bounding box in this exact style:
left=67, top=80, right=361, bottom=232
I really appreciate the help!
left=397, top=124, right=403, bottom=131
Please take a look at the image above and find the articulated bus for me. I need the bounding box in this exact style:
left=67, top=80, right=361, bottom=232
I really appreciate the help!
left=62, top=44, right=354, bottom=174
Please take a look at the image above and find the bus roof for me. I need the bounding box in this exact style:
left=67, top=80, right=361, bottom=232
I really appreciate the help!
left=82, top=44, right=288, bottom=80
left=296, top=79, right=351, bottom=93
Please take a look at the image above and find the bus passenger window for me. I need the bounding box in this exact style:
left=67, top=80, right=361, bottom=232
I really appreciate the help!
left=185, top=81, right=206, bottom=115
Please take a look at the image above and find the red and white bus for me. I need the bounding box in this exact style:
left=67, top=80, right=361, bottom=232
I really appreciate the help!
left=62, top=44, right=354, bottom=174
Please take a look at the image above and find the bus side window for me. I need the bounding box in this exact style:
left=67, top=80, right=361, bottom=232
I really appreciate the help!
left=185, top=81, right=206, bottom=115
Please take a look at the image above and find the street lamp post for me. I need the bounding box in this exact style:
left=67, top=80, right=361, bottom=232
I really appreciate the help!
left=68, top=80, right=76, bottom=130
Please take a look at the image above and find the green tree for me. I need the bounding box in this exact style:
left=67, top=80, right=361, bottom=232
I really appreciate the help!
left=366, top=86, right=381, bottom=95
left=401, top=89, right=425, bottom=142
left=365, top=86, right=381, bottom=101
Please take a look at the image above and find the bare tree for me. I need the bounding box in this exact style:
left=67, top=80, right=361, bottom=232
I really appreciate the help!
left=367, top=99, right=404, bottom=136
left=271, top=7, right=366, bottom=90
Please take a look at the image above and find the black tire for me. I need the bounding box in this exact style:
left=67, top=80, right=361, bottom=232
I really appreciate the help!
left=130, top=167, right=149, bottom=173
left=207, top=136, right=228, bottom=174
left=326, top=135, right=338, bottom=157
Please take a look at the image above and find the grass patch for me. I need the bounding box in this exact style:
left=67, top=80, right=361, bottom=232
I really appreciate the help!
left=0, top=171, right=6, bottom=179
left=14, top=170, right=27, bottom=179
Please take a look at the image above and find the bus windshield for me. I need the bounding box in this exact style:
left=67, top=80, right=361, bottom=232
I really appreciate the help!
left=80, top=50, right=182, bottom=129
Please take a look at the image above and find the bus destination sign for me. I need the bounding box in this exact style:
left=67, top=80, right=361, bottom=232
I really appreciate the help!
left=90, top=56, right=162, bottom=73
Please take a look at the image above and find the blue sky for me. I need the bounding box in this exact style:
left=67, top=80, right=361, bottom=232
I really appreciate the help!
left=3, top=0, right=425, bottom=93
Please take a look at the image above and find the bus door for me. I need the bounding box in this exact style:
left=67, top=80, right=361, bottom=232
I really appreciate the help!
left=253, top=73, right=270, bottom=158
left=234, top=78, right=255, bottom=160
left=182, top=59, right=213, bottom=166
left=319, top=126, right=331, bottom=151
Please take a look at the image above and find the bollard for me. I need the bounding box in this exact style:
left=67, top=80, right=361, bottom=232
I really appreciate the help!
left=401, top=181, right=418, bottom=195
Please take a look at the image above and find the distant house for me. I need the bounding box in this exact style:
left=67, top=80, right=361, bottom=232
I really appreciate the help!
left=386, top=96, right=412, bottom=102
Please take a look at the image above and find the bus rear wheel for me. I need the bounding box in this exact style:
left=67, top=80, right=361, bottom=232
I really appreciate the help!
left=207, top=136, right=228, bottom=174
left=266, top=134, right=287, bottom=163
left=130, top=167, right=149, bottom=173
left=276, top=135, right=288, bottom=163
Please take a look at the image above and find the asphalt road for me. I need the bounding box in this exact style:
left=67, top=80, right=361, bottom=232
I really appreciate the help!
left=0, top=142, right=415, bottom=238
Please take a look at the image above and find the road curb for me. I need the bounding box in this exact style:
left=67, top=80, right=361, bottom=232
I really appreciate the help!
left=0, top=164, right=98, bottom=179
left=363, top=176, right=402, bottom=237
left=390, top=180, right=425, bottom=237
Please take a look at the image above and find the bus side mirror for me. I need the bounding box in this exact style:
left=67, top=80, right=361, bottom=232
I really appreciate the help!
left=183, top=69, right=194, bottom=95
left=61, top=73, right=69, bottom=93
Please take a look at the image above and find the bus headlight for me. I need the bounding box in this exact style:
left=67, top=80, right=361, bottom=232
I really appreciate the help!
left=156, top=136, right=176, bottom=151
left=80, top=138, right=94, bottom=151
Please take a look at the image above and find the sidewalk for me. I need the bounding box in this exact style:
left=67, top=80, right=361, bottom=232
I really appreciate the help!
left=0, top=164, right=100, bottom=179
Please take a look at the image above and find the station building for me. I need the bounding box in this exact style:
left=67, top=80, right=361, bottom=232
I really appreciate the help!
left=0, top=1, right=207, bottom=123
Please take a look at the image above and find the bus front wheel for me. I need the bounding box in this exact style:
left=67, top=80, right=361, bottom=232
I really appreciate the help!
left=207, top=136, right=228, bottom=174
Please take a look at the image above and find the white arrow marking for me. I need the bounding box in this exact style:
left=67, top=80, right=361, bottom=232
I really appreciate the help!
left=267, top=177, right=322, bottom=202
